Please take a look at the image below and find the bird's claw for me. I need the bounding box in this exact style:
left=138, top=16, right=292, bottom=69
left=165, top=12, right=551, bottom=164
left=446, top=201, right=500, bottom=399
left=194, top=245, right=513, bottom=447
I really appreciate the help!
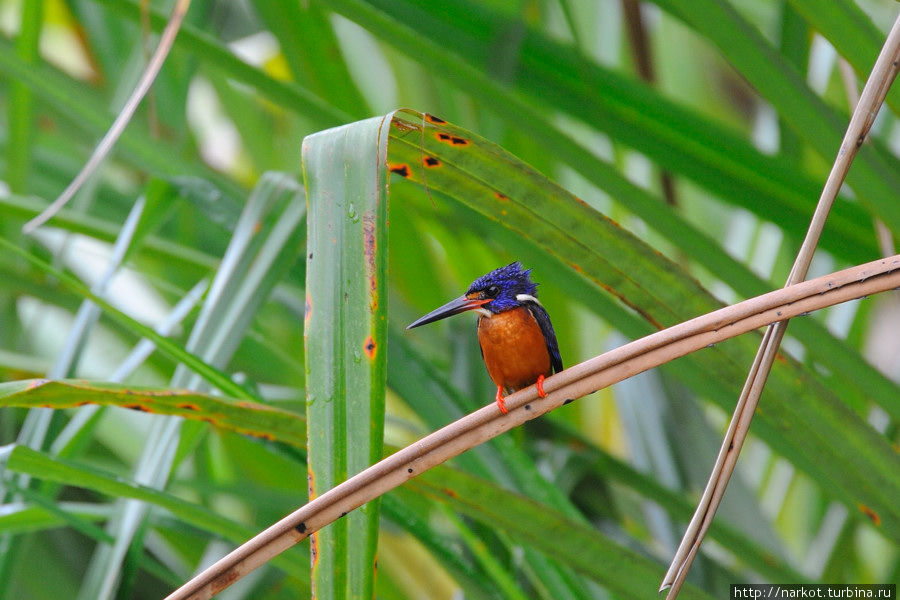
left=536, top=374, right=547, bottom=398
left=495, top=386, right=508, bottom=414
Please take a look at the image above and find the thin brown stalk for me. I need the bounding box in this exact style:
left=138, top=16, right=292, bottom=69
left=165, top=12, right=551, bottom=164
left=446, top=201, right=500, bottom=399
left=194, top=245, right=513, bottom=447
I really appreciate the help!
left=21, top=0, right=191, bottom=234
left=838, top=57, right=896, bottom=258
left=621, top=0, right=678, bottom=207
left=660, top=10, right=900, bottom=597
left=166, top=255, right=900, bottom=600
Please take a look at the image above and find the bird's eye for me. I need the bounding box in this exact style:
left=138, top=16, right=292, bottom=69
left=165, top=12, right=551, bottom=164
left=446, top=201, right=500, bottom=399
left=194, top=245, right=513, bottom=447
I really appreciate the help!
left=485, top=285, right=501, bottom=298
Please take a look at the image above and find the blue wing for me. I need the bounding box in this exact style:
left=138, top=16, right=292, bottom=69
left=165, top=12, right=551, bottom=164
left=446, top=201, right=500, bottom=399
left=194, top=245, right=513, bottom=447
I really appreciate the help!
left=526, top=302, right=563, bottom=373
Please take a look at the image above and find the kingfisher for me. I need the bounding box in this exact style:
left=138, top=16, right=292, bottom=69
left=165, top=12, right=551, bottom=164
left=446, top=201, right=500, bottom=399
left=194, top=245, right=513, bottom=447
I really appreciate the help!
left=407, top=262, right=562, bottom=414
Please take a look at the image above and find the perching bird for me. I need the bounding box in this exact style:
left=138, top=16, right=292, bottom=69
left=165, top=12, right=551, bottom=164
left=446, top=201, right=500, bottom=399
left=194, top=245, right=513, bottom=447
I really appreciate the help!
left=407, top=262, right=562, bottom=414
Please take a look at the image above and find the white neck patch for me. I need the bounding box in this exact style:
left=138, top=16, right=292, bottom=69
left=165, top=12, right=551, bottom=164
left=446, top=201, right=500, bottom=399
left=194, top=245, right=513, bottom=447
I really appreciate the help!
left=516, top=294, right=542, bottom=307
left=475, top=308, right=492, bottom=318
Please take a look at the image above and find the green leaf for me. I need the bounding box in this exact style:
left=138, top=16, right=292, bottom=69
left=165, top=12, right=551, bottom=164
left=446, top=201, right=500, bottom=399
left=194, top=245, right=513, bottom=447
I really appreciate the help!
left=303, top=117, right=390, bottom=599
left=0, top=379, right=305, bottom=447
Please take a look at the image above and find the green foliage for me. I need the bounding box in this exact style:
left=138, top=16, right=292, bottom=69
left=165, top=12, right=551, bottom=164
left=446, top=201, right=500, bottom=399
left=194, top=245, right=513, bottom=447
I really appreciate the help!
left=0, top=1, right=898, bottom=599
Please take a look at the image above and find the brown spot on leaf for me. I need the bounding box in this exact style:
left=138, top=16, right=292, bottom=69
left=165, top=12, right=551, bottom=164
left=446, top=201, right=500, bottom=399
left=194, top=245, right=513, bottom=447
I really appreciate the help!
left=364, top=336, right=377, bottom=360
left=494, top=192, right=509, bottom=201
left=308, top=469, right=317, bottom=500
left=178, top=403, right=200, bottom=411
left=425, top=113, right=446, bottom=124
left=392, top=119, right=420, bottom=133
left=858, top=504, right=881, bottom=526
left=435, top=132, right=469, bottom=145
left=123, top=404, right=151, bottom=412
left=364, top=216, right=378, bottom=312
left=388, top=163, right=411, bottom=178
left=423, top=156, right=441, bottom=168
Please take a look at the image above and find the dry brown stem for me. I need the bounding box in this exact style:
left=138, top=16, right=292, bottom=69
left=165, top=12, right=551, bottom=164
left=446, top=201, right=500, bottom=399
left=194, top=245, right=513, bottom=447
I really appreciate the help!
left=660, top=9, right=900, bottom=596
left=21, top=0, right=192, bottom=234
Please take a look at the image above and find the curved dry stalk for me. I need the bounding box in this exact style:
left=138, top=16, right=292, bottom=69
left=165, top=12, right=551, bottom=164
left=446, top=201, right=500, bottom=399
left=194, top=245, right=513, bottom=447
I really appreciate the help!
left=165, top=255, right=900, bottom=600
left=660, top=10, right=900, bottom=597
left=21, top=0, right=192, bottom=234
left=838, top=57, right=897, bottom=258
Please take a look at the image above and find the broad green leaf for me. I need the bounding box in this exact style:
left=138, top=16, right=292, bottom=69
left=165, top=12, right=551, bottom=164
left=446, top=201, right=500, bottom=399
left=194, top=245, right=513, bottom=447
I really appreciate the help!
left=0, top=379, right=304, bottom=447
left=379, top=110, right=900, bottom=540
left=303, top=117, right=390, bottom=599
left=6, top=445, right=251, bottom=543
left=323, top=0, right=879, bottom=265
left=379, top=491, right=505, bottom=600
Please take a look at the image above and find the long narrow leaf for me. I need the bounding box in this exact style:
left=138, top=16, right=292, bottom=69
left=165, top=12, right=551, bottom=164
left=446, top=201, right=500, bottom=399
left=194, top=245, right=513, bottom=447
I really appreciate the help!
left=303, top=116, right=390, bottom=600
left=0, top=380, right=304, bottom=447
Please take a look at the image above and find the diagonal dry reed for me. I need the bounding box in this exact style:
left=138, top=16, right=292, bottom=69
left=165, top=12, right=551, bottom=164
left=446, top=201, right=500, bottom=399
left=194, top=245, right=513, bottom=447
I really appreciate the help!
left=660, top=9, right=900, bottom=597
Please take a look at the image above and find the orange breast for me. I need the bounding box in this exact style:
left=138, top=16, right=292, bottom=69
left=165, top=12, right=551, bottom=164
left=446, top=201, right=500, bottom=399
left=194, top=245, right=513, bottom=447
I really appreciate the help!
left=477, top=306, right=552, bottom=394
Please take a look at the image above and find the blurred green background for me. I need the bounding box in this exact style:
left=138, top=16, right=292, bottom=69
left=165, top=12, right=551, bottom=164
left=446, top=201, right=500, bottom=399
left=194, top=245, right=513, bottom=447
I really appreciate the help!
left=0, top=1, right=898, bottom=598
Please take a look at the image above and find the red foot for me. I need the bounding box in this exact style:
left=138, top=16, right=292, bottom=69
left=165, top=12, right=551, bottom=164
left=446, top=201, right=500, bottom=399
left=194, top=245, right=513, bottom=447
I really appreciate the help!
left=495, top=385, right=508, bottom=414
left=536, top=374, right=547, bottom=398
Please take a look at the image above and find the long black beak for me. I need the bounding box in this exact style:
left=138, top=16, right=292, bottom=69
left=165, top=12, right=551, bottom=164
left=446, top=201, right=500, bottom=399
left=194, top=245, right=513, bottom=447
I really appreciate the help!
left=406, top=295, right=491, bottom=329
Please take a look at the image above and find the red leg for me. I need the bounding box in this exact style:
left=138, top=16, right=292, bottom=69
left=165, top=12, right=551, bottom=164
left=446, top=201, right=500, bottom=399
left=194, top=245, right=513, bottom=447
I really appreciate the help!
left=536, top=374, right=547, bottom=398
left=495, top=385, right=508, bottom=414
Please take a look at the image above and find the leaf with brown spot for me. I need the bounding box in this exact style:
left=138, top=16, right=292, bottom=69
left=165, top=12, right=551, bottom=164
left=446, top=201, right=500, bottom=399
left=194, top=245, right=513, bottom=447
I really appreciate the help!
left=0, top=379, right=304, bottom=447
